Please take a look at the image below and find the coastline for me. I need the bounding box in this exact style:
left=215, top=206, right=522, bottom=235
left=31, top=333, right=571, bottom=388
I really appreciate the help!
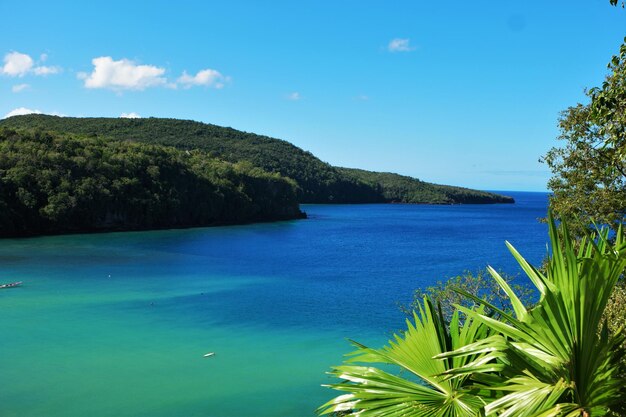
left=0, top=195, right=526, bottom=239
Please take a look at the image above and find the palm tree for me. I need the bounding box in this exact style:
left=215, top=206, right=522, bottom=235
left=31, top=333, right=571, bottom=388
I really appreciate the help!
left=319, top=214, right=626, bottom=416
left=318, top=298, right=491, bottom=416
left=439, top=214, right=626, bottom=416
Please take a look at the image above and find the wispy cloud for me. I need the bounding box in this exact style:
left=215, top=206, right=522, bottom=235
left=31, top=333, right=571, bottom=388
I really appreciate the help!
left=2, top=107, right=66, bottom=119
left=355, top=94, right=370, bottom=101
left=33, top=65, right=61, bottom=76
left=11, top=83, right=30, bottom=93
left=286, top=92, right=302, bottom=101
left=387, top=38, right=415, bottom=52
left=480, top=169, right=549, bottom=177
left=177, top=69, right=228, bottom=89
left=3, top=107, right=42, bottom=118
left=120, top=112, right=141, bottom=118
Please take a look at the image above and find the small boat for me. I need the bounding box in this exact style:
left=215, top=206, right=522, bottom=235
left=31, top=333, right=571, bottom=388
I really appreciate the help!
left=203, top=352, right=215, bottom=358
left=0, top=281, right=22, bottom=289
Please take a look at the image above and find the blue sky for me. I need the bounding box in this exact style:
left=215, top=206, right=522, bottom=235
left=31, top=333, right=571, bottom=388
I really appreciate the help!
left=1, top=1, right=624, bottom=191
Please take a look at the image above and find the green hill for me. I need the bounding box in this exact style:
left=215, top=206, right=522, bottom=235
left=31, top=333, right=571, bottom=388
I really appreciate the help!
left=338, top=168, right=513, bottom=204
left=0, top=128, right=303, bottom=237
left=0, top=115, right=514, bottom=205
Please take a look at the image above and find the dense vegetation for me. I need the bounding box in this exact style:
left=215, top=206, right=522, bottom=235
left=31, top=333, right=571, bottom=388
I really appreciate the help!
left=544, top=39, right=626, bottom=235
left=0, top=128, right=303, bottom=237
left=0, top=115, right=514, bottom=205
left=544, top=39, right=626, bottom=417
left=400, top=269, right=536, bottom=321
left=339, top=168, right=514, bottom=204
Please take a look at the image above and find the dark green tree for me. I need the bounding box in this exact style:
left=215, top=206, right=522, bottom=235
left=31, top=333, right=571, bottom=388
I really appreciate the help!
left=400, top=269, right=535, bottom=322
left=543, top=40, right=626, bottom=235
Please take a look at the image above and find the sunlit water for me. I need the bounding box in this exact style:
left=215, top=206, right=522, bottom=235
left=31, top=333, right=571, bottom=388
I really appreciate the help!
left=0, top=192, right=548, bottom=417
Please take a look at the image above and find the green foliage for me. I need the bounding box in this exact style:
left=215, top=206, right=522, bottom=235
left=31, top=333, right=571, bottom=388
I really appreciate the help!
left=604, top=282, right=626, bottom=416
left=544, top=40, right=626, bottom=235
left=400, top=269, right=535, bottom=322
left=605, top=281, right=626, bottom=338
left=318, top=299, right=490, bottom=416
left=339, top=168, right=514, bottom=204
left=443, top=216, right=626, bottom=415
left=0, top=115, right=514, bottom=205
left=321, top=216, right=626, bottom=416
left=0, top=128, right=302, bottom=236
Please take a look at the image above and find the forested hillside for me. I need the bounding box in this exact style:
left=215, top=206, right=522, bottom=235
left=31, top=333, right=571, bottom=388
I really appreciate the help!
left=339, top=168, right=514, bottom=204
left=0, top=128, right=303, bottom=237
left=0, top=115, right=514, bottom=205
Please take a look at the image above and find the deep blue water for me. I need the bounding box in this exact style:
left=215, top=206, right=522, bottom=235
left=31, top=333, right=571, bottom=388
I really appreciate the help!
left=184, top=191, right=547, bottom=334
left=0, top=191, right=549, bottom=416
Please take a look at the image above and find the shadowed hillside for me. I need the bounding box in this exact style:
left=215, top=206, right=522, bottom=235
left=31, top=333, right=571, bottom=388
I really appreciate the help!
left=0, top=128, right=303, bottom=237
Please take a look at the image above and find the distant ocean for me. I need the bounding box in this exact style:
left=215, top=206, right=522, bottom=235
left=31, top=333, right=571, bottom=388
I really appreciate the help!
left=0, top=191, right=548, bottom=417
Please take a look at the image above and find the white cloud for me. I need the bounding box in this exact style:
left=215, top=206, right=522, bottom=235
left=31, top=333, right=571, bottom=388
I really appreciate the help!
left=11, top=83, right=30, bottom=93
left=355, top=94, right=369, bottom=101
left=2, top=52, right=34, bottom=76
left=2, top=107, right=66, bottom=118
left=3, top=107, right=42, bottom=118
left=1, top=51, right=62, bottom=77
left=120, top=112, right=141, bottom=118
left=77, top=57, right=229, bottom=92
left=286, top=92, right=302, bottom=101
left=387, top=38, right=415, bottom=52
left=33, top=65, right=61, bottom=76
left=177, top=68, right=227, bottom=89
left=80, top=56, right=167, bottom=91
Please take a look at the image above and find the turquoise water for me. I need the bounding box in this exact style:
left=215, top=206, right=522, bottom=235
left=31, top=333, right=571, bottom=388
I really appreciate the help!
left=0, top=192, right=548, bottom=417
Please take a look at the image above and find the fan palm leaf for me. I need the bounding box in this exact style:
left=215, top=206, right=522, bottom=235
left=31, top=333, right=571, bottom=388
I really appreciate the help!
left=438, top=213, right=626, bottom=416
left=318, top=299, right=491, bottom=416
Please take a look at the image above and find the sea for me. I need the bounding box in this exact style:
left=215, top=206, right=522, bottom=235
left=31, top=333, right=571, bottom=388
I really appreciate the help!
left=0, top=191, right=548, bottom=417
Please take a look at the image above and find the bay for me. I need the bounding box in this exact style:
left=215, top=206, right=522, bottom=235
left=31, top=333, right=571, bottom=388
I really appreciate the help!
left=0, top=191, right=548, bottom=417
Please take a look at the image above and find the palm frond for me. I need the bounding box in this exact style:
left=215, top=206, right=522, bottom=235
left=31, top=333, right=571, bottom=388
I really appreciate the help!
left=442, top=213, right=626, bottom=415
left=318, top=299, right=490, bottom=416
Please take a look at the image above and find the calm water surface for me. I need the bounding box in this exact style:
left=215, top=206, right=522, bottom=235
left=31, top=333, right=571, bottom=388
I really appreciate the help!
left=0, top=192, right=548, bottom=417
